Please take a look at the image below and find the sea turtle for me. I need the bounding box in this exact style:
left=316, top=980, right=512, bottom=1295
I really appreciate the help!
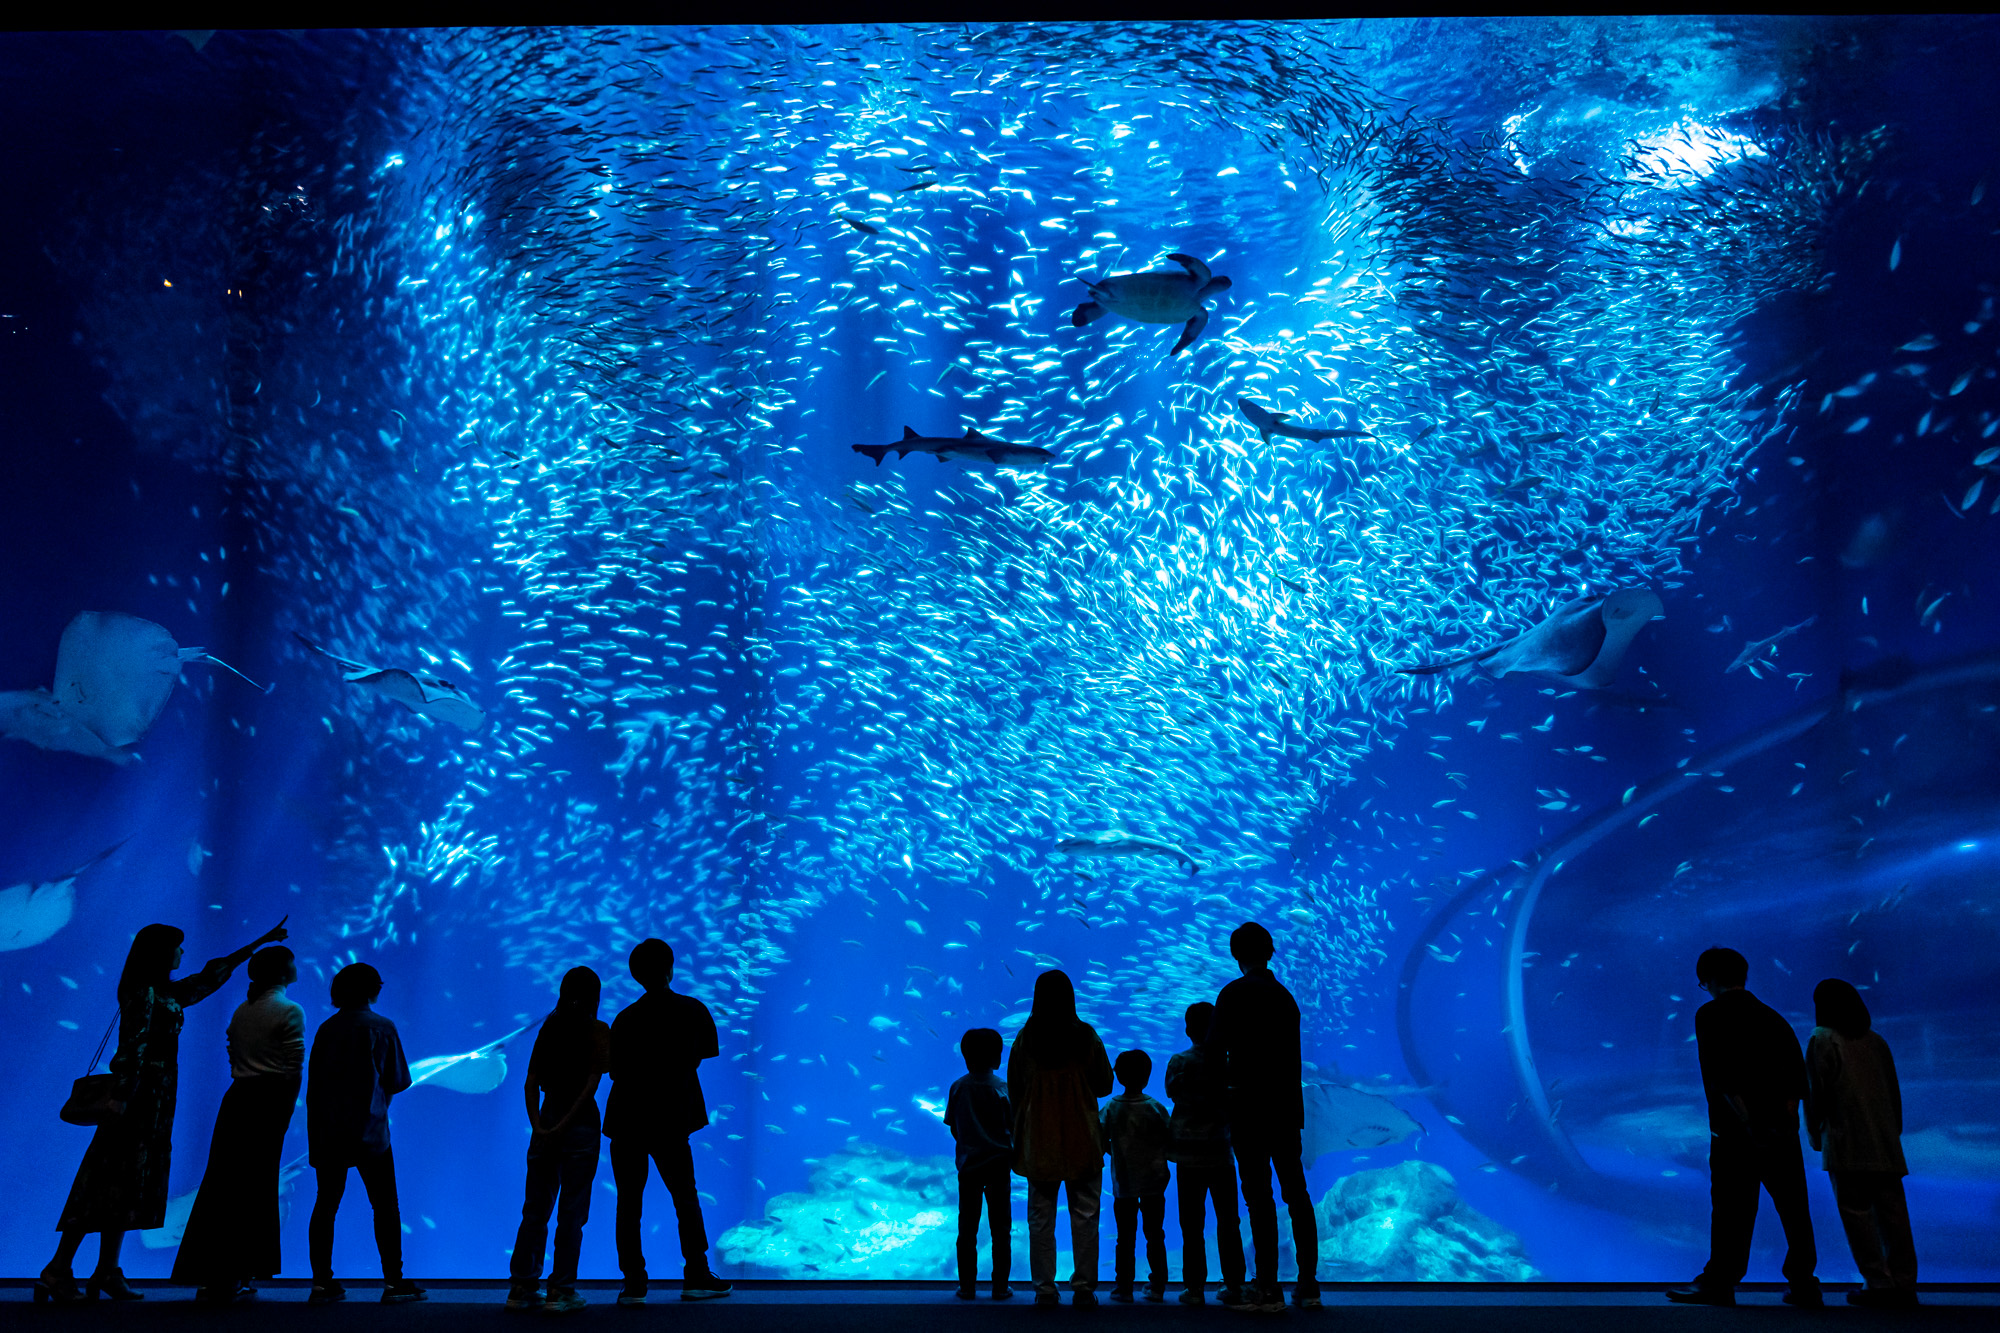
left=1070, top=252, right=1232, bottom=357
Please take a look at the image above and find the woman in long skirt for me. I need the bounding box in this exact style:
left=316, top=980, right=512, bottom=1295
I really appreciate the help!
left=37, top=918, right=288, bottom=1303
left=173, top=946, right=307, bottom=1302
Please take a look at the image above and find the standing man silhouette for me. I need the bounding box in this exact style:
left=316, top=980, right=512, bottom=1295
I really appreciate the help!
left=606, top=939, right=731, bottom=1304
left=1667, top=946, right=1821, bottom=1308
left=1208, top=922, right=1318, bottom=1312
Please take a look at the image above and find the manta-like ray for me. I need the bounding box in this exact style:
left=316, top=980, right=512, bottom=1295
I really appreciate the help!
left=0, top=611, right=264, bottom=765
left=294, top=632, right=486, bottom=732
left=1301, top=1081, right=1424, bottom=1167
left=409, top=1022, right=532, bottom=1094
left=852, top=426, right=1053, bottom=471
left=1237, top=397, right=1374, bottom=444
left=1398, top=588, right=1664, bottom=690
left=1071, top=253, right=1232, bottom=357
left=1057, top=835, right=1201, bottom=875
left=0, top=843, right=123, bottom=952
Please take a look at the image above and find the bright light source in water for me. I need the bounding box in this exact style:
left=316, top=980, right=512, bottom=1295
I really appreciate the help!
left=1627, top=120, right=1765, bottom=185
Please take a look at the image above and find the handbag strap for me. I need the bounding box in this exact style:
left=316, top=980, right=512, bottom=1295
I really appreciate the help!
left=85, top=1009, right=118, bottom=1075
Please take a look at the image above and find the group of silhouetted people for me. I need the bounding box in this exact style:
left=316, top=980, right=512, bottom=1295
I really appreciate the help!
left=1667, top=947, right=1920, bottom=1310
left=34, top=921, right=1921, bottom=1310
left=37, top=925, right=730, bottom=1311
left=946, top=921, right=1316, bottom=1310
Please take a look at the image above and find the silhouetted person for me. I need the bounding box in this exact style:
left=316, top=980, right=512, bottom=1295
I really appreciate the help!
left=1209, top=921, right=1318, bottom=1311
left=509, top=967, right=612, bottom=1313
left=945, top=1027, right=1013, bottom=1301
left=39, top=918, right=286, bottom=1305
left=606, top=938, right=731, bottom=1303
left=1807, top=979, right=1917, bottom=1308
left=1667, top=947, right=1820, bottom=1307
left=1008, top=969, right=1113, bottom=1306
left=1166, top=1000, right=1245, bottom=1306
left=1104, top=1049, right=1170, bottom=1303
left=306, top=962, right=424, bottom=1305
left=174, top=945, right=306, bottom=1303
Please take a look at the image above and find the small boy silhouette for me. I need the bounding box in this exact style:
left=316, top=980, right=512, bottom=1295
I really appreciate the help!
left=944, top=1028, right=1014, bottom=1300
left=1102, top=1049, right=1171, bottom=1303
left=1166, top=1001, right=1245, bottom=1306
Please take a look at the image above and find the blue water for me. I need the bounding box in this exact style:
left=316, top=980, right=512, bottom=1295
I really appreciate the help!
left=1, top=19, right=1997, bottom=1283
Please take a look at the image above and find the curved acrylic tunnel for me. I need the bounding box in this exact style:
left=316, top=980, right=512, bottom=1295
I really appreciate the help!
left=1399, top=653, right=2000, bottom=1230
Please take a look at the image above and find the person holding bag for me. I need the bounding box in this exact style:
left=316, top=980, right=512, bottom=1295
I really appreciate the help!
left=37, top=917, right=288, bottom=1304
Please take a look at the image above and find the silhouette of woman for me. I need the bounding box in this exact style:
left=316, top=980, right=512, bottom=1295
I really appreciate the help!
left=173, top=945, right=307, bottom=1302
left=1007, top=969, right=1113, bottom=1306
left=38, top=917, right=288, bottom=1303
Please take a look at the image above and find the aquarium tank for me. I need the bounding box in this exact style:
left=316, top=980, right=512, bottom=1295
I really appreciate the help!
left=0, top=19, right=1996, bottom=1284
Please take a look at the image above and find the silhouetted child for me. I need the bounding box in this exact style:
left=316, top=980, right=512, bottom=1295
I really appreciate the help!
left=305, top=963, right=423, bottom=1305
left=1103, top=1049, right=1170, bottom=1303
left=1165, top=1002, right=1244, bottom=1306
left=944, top=1028, right=1013, bottom=1300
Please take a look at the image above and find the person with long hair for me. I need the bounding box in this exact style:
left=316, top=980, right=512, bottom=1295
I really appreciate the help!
left=1807, top=979, right=1919, bottom=1308
left=172, top=945, right=306, bottom=1303
left=508, top=966, right=612, bottom=1313
left=1007, top=969, right=1113, bottom=1306
left=36, top=917, right=288, bottom=1304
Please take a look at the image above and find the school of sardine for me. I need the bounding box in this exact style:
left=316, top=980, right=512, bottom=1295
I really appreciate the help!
left=49, top=21, right=1904, bottom=1063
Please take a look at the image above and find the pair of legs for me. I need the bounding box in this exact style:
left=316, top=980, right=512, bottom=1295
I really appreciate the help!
left=1026, top=1170, right=1101, bottom=1295
left=1831, top=1170, right=1918, bottom=1291
left=512, top=1133, right=601, bottom=1295
left=610, top=1135, right=712, bottom=1284
left=1112, top=1193, right=1167, bottom=1294
left=1234, top=1121, right=1318, bottom=1292
left=1698, top=1130, right=1818, bottom=1292
left=956, top=1160, right=1011, bottom=1291
left=1176, top=1157, right=1246, bottom=1293
left=310, top=1150, right=404, bottom=1282
left=48, top=1229, right=125, bottom=1283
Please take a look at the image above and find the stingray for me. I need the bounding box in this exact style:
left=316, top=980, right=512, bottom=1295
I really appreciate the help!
left=1397, top=588, right=1663, bottom=689
left=409, top=1022, right=531, bottom=1094
left=1300, top=1080, right=1424, bottom=1167
left=294, top=632, right=486, bottom=732
left=0, top=843, right=123, bottom=952
left=0, top=611, right=265, bottom=765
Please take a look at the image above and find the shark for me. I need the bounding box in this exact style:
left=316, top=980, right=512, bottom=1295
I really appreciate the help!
left=1237, top=397, right=1374, bottom=444
left=1726, top=616, right=1817, bottom=674
left=1057, top=835, right=1201, bottom=875
left=852, top=426, right=1053, bottom=471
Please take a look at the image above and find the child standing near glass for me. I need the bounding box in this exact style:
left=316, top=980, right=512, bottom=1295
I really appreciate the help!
left=1103, top=1049, right=1171, bottom=1303
left=944, top=1028, right=1013, bottom=1300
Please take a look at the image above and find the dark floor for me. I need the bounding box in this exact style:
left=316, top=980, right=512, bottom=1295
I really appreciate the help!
left=2, top=1284, right=1993, bottom=1330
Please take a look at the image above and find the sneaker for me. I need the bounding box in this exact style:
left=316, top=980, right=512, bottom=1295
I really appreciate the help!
left=544, top=1291, right=588, bottom=1314
left=680, top=1273, right=732, bottom=1301
left=1180, top=1288, right=1208, bottom=1306
left=1783, top=1287, right=1824, bottom=1309
left=1034, top=1290, right=1062, bottom=1306
left=1665, top=1285, right=1735, bottom=1307
left=992, top=1286, right=1015, bottom=1300
left=956, top=1285, right=978, bottom=1301
left=1145, top=1286, right=1167, bottom=1303
left=1255, top=1284, right=1290, bottom=1314
left=308, top=1282, right=347, bottom=1306
left=506, top=1288, right=544, bottom=1311
left=617, top=1285, right=647, bottom=1306
left=1073, top=1289, right=1099, bottom=1307
left=1294, top=1285, right=1323, bottom=1310
left=1846, top=1289, right=1918, bottom=1309
left=1220, top=1286, right=1254, bottom=1311
left=1110, top=1285, right=1135, bottom=1303
left=382, top=1280, right=428, bottom=1304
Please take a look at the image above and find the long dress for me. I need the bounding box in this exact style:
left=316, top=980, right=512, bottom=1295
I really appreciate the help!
left=172, top=987, right=306, bottom=1284
left=56, top=971, right=230, bottom=1233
